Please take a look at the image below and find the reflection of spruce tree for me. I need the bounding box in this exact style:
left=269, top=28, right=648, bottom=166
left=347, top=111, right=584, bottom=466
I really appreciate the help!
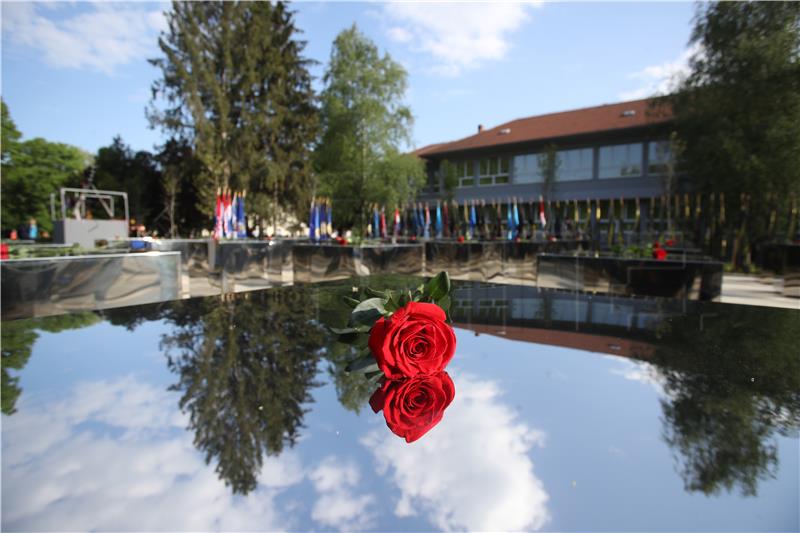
left=651, top=306, right=800, bottom=496
left=1, top=313, right=101, bottom=414
left=162, top=287, right=327, bottom=494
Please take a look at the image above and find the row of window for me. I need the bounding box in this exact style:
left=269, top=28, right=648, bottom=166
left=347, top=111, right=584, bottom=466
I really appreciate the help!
left=448, top=141, right=672, bottom=188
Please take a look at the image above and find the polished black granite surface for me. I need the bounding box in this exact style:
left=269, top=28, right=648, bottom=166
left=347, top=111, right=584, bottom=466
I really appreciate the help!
left=2, top=277, right=798, bottom=531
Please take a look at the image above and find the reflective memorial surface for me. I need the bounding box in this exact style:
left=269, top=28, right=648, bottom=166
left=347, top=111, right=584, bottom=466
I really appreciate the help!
left=2, top=277, right=797, bottom=531
left=0, top=252, right=182, bottom=320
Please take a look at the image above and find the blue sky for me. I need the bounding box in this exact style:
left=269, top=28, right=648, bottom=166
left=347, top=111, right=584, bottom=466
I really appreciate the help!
left=1, top=1, right=696, bottom=155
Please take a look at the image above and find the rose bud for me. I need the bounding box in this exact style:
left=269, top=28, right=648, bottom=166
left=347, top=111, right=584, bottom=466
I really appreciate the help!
left=369, top=301, right=456, bottom=379
left=369, top=372, right=456, bottom=443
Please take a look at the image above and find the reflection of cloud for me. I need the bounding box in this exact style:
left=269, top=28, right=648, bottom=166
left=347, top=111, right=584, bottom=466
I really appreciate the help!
left=2, top=376, right=300, bottom=531
left=1, top=2, right=166, bottom=74
left=310, top=458, right=376, bottom=531
left=361, top=373, right=549, bottom=531
left=619, top=44, right=699, bottom=100
left=383, top=2, right=542, bottom=77
left=609, top=358, right=665, bottom=395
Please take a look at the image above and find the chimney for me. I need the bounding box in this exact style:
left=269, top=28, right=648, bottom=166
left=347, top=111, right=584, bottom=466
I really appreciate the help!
left=478, top=124, right=484, bottom=133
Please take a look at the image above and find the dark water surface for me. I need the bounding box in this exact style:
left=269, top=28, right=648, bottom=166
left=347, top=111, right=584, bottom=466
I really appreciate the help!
left=2, top=277, right=798, bottom=531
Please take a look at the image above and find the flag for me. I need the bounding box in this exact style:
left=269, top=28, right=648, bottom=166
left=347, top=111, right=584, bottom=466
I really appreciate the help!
left=394, top=207, right=401, bottom=236
left=314, top=201, right=321, bottom=241
left=380, top=207, right=387, bottom=239
left=539, top=196, right=547, bottom=229
left=424, top=203, right=431, bottom=239
left=214, top=190, right=223, bottom=239
left=238, top=192, right=246, bottom=238
left=309, top=198, right=316, bottom=241
left=469, top=202, right=477, bottom=239
left=224, top=191, right=233, bottom=238
left=506, top=201, right=513, bottom=240
left=373, top=206, right=380, bottom=239
left=327, top=199, right=333, bottom=238
left=513, top=201, right=520, bottom=239
left=435, top=202, right=443, bottom=237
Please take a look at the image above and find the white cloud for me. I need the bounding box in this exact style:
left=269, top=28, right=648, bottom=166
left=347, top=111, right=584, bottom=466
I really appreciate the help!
left=361, top=373, right=549, bottom=531
left=619, top=44, right=699, bottom=100
left=1, top=376, right=302, bottom=531
left=383, top=1, right=542, bottom=77
left=608, top=358, right=665, bottom=395
left=310, top=458, right=376, bottom=531
left=1, top=2, right=167, bottom=74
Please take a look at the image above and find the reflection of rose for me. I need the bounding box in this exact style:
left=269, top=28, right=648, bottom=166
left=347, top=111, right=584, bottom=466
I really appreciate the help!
left=369, top=302, right=456, bottom=379
left=369, top=372, right=456, bottom=443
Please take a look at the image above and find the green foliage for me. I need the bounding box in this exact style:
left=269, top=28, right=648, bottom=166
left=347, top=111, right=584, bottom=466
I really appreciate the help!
left=156, top=138, right=206, bottom=236
left=92, top=136, right=162, bottom=227
left=439, top=160, right=459, bottom=200
left=651, top=305, right=800, bottom=496
left=1, top=312, right=101, bottom=414
left=149, top=1, right=318, bottom=225
left=316, top=24, right=424, bottom=231
left=1, top=125, right=91, bottom=234
left=664, top=2, right=800, bottom=266
left=2, top=99, right=22, bottom=165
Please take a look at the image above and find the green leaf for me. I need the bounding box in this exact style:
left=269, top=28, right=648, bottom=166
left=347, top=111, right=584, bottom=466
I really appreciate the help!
left=425, top=271, right=451, bottom=301
left=330, top=324, right=370, bottom=335
left=349, top=297, right=387, bottom=328
left=436, top=295, right=451, bottom=313
left=341, top=296, right=361, bottom=309
left=364, top=287, right=387, bottom=299
left=365, top=370, right=384, bottom=381
left=345, top=354, right=379, bottom=374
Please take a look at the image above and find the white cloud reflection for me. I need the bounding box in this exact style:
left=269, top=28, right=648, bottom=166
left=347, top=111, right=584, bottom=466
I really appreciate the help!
left=361, top=373, right=549, bottom=531
left=1, top=376, right=301, bottom=531
left=310, top=458, right=376, bottom=531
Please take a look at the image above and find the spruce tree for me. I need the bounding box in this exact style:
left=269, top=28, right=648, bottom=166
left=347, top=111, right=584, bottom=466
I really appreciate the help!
left=149, top=2, right=317, bottom=227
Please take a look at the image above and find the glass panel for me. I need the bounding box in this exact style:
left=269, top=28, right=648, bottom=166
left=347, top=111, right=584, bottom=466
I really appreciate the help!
left=489, top=158, right=498, bottom=175
left=513, top=154, right=543, bottom=184
left=648, top=141, right=671, bottom=175
left=495, top=175, right=509, bottom=184
left=557, top=148, right=593, bottom=181
left=479, top=177, right=493, bottom=186
left=500, top=157, right=509, bottom=174
left=599, top=143, right=643, bottom=179
left=480, top=159, right=489, bottom=176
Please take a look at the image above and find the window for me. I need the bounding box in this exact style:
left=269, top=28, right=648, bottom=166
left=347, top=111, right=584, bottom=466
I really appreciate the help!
left=478, top=157, right=510, bottom=186
left=599, top=143, right=643, bottom=179
left=648, top=140, right=672, bottom=175
left=512, top=154, right=543, bottom=183
left=457, top=160, right=474, bottom=187
left=557, top=148, right=593, bottom=181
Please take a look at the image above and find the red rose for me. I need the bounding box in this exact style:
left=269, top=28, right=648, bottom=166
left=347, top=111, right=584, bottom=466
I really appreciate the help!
left=369, top=302, right=456, bottom=379
left=369, top=372, right=455, bottom=443
left=653, top=247, right=668, bottom=260
left=457, top=236, right=465, bottom=243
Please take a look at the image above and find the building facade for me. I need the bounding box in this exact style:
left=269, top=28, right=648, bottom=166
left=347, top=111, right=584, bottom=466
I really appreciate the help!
left=413, top=98, right=684, bottom=243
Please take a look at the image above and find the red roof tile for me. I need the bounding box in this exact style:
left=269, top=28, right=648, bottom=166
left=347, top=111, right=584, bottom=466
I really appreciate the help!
left=416, top=97, right=671, bottom=157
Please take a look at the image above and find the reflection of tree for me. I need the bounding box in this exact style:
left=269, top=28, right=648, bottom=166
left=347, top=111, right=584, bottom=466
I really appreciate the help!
left=161, top=287, right=327, bottom=494
left=650, top=306, right=800, bottom=496
left=1, top=312, right=101, bottom=414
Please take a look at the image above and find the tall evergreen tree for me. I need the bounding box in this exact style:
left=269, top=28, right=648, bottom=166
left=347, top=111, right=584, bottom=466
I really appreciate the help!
left=664, top=2, right=800, bottom=267
left=316, top=25, right=424, bottom=232
left=149, top=1, right=317, bottom=227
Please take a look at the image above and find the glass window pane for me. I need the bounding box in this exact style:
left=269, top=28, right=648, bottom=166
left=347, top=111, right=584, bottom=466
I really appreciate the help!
left=495, top=175, right=509, bottom=184
left=599, top=143, right=642, bottom=179
left=557, top=148, right=593, bottom=181
left=489, top=158, right=498, bottom=175
left=648, top=141, right=671, bottom=175
left=479, top=177, right=493, bottom=185
left=480, top=159, right=489, bottom=176
left=500, top=157, right=509, bottom=174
